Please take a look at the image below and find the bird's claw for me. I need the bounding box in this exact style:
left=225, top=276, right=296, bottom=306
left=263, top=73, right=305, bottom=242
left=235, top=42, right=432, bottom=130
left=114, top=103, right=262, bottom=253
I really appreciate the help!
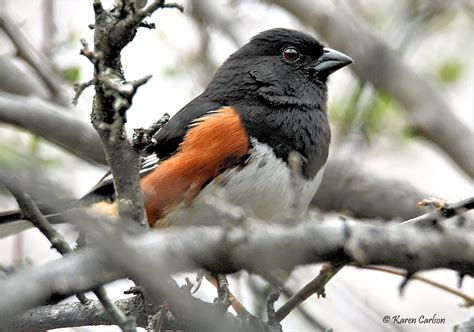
left=214, top=274, right=232, bottom=310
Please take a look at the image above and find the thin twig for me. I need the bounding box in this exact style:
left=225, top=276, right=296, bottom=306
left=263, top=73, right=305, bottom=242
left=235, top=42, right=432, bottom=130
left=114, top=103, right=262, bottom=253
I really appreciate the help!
left=191, top=270, right=204, bottom=294
left=403, top=197, right=474, bottom=226
left=79, top=38, right=102, bottom=65
left=261, top=271, right=326, bottom=330
left=94, top=287, right=137, bottom=331
left=0, top=175, right=89, bottom=304
left=356, top=265, right=474, bottom=307
left=205, top=273, right=251, bottom=318
left=161, top=2, right=184, bottom=12
left=275, top=262, right=345, bottom=323
left=139, top=0, right=184, bottom=20
left=129, top=75, right=153, bottom=91
left=266, top=288, right=282, bottom=332
left=146, top=303, right=168, bottom=332
left=72, top=79, right=95, bottom=106
left=139, top=21, right=156, bottom=29
left=215, top=274, right=231, bottom=309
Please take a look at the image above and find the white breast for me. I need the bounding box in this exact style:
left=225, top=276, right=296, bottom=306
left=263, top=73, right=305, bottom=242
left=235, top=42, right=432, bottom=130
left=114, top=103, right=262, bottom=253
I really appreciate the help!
left=166, top=140, right=324, bottom=226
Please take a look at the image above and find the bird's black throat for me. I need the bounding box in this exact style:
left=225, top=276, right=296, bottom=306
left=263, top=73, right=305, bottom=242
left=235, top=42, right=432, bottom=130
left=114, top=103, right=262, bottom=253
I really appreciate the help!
left=235, top=102, right=331, bottom=180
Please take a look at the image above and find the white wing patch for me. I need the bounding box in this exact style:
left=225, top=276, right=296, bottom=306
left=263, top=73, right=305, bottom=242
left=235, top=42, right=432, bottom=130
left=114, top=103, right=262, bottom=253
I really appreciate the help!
left=188, top=109, right=223, bottom=128
left=85, top=154, right=160, bottom=198
left=139, top=154, right=159, bottom=174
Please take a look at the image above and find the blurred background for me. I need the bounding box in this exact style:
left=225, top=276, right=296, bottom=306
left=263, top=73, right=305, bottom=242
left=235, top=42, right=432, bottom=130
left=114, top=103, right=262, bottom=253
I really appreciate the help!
left=0, top=0, right=473, bottom=331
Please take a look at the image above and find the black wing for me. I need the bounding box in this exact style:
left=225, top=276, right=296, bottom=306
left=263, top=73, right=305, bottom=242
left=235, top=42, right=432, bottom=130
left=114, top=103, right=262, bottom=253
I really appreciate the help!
left=81, top=154, right=159, bottom=204
left=82, top=96, right=221, bottom=203
left=151, top=96, right=222, bottom=159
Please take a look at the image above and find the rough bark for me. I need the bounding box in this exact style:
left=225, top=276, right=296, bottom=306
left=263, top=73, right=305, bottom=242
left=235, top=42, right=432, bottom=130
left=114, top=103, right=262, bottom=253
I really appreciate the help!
left=2, top=216, right=474, bottom=327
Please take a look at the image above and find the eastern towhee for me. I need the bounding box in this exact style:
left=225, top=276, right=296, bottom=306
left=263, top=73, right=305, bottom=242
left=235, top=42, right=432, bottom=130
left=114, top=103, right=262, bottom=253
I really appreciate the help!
left=0, top=28, right=352, bottom=233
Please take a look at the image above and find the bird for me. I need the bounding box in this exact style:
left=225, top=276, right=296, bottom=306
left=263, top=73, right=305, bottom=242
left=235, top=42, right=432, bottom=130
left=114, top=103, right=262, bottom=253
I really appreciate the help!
left=0, top=28, right=352, bottom=235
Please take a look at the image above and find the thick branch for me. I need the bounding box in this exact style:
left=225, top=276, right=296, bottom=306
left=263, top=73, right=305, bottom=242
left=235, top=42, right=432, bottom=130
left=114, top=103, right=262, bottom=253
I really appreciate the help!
left=0, top=56, right=49, bottom=99
left=0, top=245, right=121, bottom=326
left=11, top=296, right=180, bottom=330
left=0, top=92, right=106, bottom=165
left=271, top=0, right=474, bottom=178
left=91, top=222, right=261, bottom=332
left=2, top=216, right=474, bottom=326
left=313, top=155, right=428, bottom=219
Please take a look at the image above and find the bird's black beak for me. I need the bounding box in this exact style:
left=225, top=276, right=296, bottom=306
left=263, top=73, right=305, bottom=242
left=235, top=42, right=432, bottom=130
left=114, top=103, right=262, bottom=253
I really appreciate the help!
left=312, top=48, right=353, bottom=75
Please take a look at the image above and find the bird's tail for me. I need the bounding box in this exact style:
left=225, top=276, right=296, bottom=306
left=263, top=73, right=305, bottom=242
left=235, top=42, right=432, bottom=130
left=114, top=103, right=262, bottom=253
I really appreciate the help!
left=0, top=200, right=79, bottom=238
left=0, top=209, right=31, bottom=238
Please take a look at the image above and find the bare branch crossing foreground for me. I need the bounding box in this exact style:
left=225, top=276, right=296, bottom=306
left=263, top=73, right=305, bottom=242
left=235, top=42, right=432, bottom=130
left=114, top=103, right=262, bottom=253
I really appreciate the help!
left=0, top=169, right=139, bottom=331
left=1, top=204, right=473, bottom=329
left=12, top=297, right=154, bottom=331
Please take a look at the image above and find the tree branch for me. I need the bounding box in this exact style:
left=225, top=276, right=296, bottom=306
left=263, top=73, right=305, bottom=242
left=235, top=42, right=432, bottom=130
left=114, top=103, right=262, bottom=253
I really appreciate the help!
left=0, top=14, right=70, bottom=106
left=264, top=196, right=473, bottom=320
left=274, top=262, right=345, bottom=323
left=87, top=216, right=264, bottom=332
left=356, top=265, right=474, bottom=307
left=2, top=210, right=474, bottom=327
left=84, top=0, right=184, bottom=227
left=313, top=155, right=429, bottom=219
left=0, top=171, right=135, bottom=331
left=403, top=197, right=474, bottom=226
left=0, top=92, right=106, bottom=165
left=11, top=296, right=179, bottom=330
left=0, top=56, right=49, bottom=99
left=260, top=272, right=326, bottom=330
left=0, top=171, right=89, bottom=305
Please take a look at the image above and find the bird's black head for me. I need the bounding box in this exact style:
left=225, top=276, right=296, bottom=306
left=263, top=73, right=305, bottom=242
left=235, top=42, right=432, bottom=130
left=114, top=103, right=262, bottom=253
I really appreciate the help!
left=204, top=28, right=353, bottom=108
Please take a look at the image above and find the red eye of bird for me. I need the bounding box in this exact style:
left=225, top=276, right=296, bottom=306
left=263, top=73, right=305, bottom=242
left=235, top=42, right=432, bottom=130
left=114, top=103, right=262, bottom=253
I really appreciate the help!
left=282, top=47, right=300, bottom=62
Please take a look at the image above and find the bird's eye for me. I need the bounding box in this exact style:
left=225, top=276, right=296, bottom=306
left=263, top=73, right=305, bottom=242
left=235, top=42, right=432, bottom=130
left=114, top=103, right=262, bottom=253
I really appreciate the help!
left=282, top=47, right=300, bottom=62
